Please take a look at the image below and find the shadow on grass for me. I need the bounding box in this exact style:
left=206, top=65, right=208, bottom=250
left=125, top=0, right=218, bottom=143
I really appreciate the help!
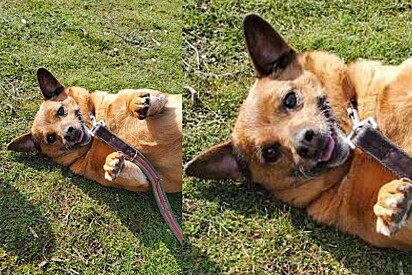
left=191, top=179, right=412, bottom=273
left=183, top=243, right=222, bottom=274
left=12, top=154, right=182, bottom=259
left=0, top=179, right=55, bottom=266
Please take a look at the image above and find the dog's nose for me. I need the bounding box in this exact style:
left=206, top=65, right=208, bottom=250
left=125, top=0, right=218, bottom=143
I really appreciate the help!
left=294, top=128, right=325, bottom=160
left=64, top=126, right=78, bottom=142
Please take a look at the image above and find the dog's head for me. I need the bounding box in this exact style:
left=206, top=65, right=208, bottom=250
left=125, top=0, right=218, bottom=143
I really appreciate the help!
left=8, top=68, right=93, bottom=159
left=185, top=14, right=354, bottom=193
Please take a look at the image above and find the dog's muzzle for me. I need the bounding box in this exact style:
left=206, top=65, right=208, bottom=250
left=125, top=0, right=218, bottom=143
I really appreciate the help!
left=294, top=128, right=334, bottom=162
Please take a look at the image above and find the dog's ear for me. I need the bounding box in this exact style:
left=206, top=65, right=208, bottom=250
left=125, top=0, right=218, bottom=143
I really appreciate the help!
left=185, top=141, right=241, bottom=180
left=37, top=68, right=64, bottom=100
left=243, top=14, right=294, bottom=77
left=7, top=132, right=38, bottom=152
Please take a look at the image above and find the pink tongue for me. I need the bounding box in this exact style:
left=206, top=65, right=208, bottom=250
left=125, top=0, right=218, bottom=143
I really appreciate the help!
left=76, top=129, right=84, bottom=143
left=319, top=135, right=335, bottom=162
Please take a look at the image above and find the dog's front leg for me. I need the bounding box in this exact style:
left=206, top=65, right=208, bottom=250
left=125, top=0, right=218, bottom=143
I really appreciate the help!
left=103, top=151, right=151, bottom=192
left=374, top=178, right=412, bottom=236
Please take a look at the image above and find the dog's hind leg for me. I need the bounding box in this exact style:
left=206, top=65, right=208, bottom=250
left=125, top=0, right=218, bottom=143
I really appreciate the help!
left=147, top=92, right=168, bottom=116
left=103, top=151, right=151, bottom=192
left=124, top=89, right=168, bottom=119
left=127, top=90, right=152, bottom=120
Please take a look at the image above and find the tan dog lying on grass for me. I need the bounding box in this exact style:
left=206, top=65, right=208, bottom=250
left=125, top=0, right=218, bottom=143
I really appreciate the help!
left=186, top=14, right=412, bottom=250
left=8, top=68, right=182, bottom=193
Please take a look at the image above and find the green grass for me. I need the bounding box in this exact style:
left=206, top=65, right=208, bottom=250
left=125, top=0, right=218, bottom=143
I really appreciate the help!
left=183, top=0, right=412, bottom=274
left=0, top=0, right=181, bottom=273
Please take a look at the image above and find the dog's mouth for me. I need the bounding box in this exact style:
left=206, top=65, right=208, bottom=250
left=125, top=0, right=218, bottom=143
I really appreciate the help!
left=76, top=127, right=92, bottom=145
left=319, top=134, right=335, bottom=162
left=293, top=131, right=349, bottom=178
left=75, top=128, right=85, bottom=144
left=317, top=125, right=347, bottom=165
left=63, top=127, right=91, bottom=151
left=75, top=126, right=92, bottom=145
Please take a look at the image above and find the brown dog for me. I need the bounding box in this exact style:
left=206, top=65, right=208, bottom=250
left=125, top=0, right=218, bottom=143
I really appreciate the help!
left=8, top=68, right=182, bottom=193
left=185, top=14, right=412, bottom=250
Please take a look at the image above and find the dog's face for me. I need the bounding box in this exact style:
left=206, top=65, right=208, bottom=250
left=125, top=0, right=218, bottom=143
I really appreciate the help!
left=185, top=14, right=352, bottom=192
left=8, top=68, right=92, bottom=159
left=231, top=69, right=351, bottom=190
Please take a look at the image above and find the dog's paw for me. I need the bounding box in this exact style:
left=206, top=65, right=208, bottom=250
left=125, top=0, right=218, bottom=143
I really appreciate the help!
left=104, top=152, right=125, bottom=181
left=130, top=92, right=151, bottom=120
left=374, top=178, right=412, bottom=236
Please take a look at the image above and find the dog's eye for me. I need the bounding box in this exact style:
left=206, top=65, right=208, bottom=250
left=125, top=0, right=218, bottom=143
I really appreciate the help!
left=47, top=134, right=56, bottom=144
left=57, top=106, right=65, bottom=116
left=262, top=144, right=280, bottom=162
left=283, top=91, right=298, bottom=109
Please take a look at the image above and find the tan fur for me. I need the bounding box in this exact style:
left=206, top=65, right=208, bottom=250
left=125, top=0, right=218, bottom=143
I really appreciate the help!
left=9, top=71, right=182, bottom=193
left=238, top=55, right=412, bottom=250
left=87, top=88, right=182, bottom=192
left=186, top=15, right=412, bottom=250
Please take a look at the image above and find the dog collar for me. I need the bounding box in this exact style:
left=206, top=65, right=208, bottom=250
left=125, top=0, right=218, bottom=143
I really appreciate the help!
left=345, top=103, right=412, bottom=179
left=88, top=115, right=183, bottom=245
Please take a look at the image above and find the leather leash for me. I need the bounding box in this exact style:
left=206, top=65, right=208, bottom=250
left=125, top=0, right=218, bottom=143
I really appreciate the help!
left=346, top=101, right=412, bottom=179
left=89, top=117, right=183, bottom=245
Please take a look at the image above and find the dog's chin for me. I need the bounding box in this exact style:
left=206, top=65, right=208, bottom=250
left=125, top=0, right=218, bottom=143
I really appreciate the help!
left=321, top=134, right=350, bottom=168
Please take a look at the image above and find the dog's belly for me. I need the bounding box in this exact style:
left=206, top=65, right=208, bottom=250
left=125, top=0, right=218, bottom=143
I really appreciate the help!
left=106, top=96, right=182, bottom=192
left=372, top=59, right=412, bottom=154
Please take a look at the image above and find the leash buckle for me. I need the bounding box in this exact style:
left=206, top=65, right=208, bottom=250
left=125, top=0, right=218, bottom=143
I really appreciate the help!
left=345, top=105, right=377, bottom=149
left=88, top=114, right=106, bottom=136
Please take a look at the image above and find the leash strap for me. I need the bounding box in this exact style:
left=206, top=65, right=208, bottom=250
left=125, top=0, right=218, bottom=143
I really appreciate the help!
left=90, top=121, right=183, bottom=245
left=346, top=105, right=412, bottom=179
left=351, top=123, right=412, bottom=179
